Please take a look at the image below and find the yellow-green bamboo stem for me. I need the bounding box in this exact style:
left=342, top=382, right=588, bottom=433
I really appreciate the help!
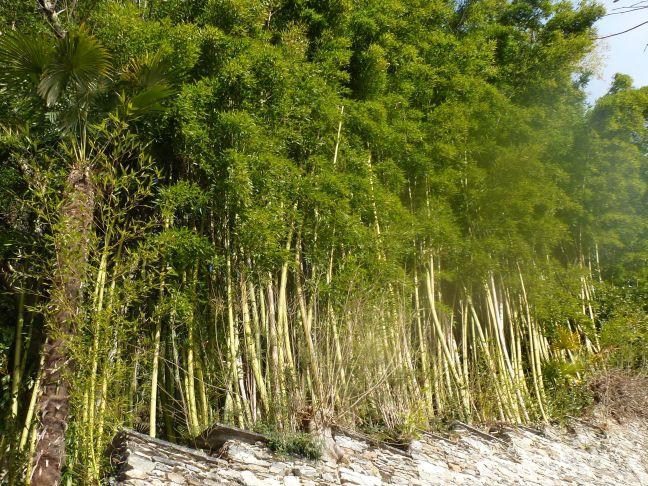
left=266, top=279, right=282, bottom=405
left=186, top=323, right=200, bottom=435
left=196, top=356, right=210, bottom=427
left=10, top=286, right=26, bottom=417
left=20, top=351, right=45, bottom=451
left=467, top=297, right=511, bottom=421
left=240, top=275, right=270, bottom=415
left=225, top=251, right=246, bottom=426
left=149, top=316, right=162, bottom=437
left=295, top=237, right=324, bottom=401
left=170, top=322, right=191, bottom=432
left=425, top=257, right=467, bottom=413
left=486, top=276, right=528, bottom=421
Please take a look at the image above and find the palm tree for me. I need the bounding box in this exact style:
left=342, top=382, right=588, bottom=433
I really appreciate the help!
left=0, top=27, right=172, bottom=485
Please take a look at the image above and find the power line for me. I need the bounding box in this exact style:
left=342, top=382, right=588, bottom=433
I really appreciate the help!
left=598, top=19, right=648, bottom=39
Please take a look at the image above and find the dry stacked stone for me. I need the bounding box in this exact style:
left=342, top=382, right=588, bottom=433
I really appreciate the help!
left=109, top=419, right=648, bottom=485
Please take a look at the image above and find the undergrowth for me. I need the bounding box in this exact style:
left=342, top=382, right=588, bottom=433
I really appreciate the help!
left=254, top=424, right=323, bottom=460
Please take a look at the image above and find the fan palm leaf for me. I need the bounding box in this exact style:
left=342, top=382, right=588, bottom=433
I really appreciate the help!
left=128, top=83, right=175, bottom=115
left=121, top=51, right=173, bottom=89
left=38, top=27, right=112, bottom=107
left=119, top=52, right=175, bottom=117
left=0, top=32, right=53, bottom=88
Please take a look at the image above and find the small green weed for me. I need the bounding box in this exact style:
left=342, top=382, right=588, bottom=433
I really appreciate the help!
left=254, top=424, right=323, bottom=460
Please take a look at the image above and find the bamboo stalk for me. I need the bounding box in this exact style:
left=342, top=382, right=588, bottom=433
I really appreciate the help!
left=149, top=315, right=162, bottom=437
left=425, top=256, right=467, bottom=412
left=10, top=285, right=26, bottom=417
left=240, top=273, right=270, bottom=415
left=517, top=268, right=548, bottom=421
left=295, top=233, right=324, bottom=402
left=20, top=352, right=45, bottom=451
left=225, top=249, right=247, bottom=426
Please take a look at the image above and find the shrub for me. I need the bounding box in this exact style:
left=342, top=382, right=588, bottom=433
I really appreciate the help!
left=254, top=424, right=323, bottom=460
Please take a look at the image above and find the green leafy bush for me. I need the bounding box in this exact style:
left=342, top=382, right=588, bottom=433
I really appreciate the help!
left=255, top=424, right=323, bottom=460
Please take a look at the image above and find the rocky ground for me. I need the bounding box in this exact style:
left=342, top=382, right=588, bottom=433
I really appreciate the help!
left=110, top=418, right=648, bottom=485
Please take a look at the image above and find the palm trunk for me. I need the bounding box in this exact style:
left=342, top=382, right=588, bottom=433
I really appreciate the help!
left=32, top=161, right=95, bottom=486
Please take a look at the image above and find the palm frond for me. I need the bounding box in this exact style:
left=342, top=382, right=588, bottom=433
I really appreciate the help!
left=38, top=27, right=112, bottom=106
left=128, top=83, right=175, bottom=117
left=119, top=52, right=175, bottom=118
left=121, top=51, right=173, bottom=90
left=0, top=32, right=53, bottom=88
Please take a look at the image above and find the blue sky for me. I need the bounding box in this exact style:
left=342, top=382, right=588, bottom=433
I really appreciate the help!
left=587, top=0, right=648, bottom=103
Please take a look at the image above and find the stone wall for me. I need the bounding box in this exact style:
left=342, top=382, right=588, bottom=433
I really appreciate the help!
left=109, top=418, right=648, bottom=485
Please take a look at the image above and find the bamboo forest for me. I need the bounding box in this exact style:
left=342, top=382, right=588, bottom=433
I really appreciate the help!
left=0, top=0, right=646, bottom=484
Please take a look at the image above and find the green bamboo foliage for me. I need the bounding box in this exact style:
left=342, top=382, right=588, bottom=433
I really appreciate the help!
left=1, top=0, right=647, bottom=484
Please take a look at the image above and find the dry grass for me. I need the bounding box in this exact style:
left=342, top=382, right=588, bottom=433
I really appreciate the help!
left=588, top=370, right=648, bottom=421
